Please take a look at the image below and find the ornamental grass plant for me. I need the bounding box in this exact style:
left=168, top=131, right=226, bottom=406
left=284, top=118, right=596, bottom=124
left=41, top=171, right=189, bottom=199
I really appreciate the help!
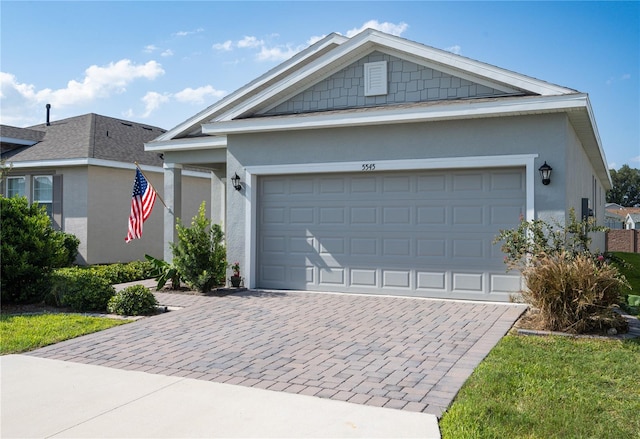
left=495, top=209, right=629, bottom=334
left=521, top=251, right=629, bottom=333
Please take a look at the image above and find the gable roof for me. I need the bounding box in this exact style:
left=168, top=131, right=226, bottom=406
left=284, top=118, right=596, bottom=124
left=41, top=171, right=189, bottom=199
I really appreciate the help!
left=1, top=114, right=166, bottom=167
left=148, top=29, right=611, bottom=188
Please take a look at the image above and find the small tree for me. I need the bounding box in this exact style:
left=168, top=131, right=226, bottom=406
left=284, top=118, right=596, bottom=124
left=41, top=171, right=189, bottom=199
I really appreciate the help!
left=1, top=196, right=80, bottom=304
left=171, top=202, right=226, bottom=293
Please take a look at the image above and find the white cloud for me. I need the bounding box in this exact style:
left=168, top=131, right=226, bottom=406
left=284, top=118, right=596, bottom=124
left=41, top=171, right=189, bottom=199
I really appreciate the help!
left=238, top=36, right=264, bottom=49
left=161, top=49, right=174, bottom=57
left=144, top=44, right=159, bottom=53
left=256, top=45, right=299, bottom=62
left=445, top=45, right=462, bottom=55
left=345, top=20, right=408, bottom=38
left=307, top=34, right=326, bottom=46
left=174, top=28, right=204, bottom=37
left=174, top=85, right=225, bottom=104
left=140, top=91, right=170, bottom=118
left=213, top=40, right=233, bottom=51
left=631, top=156, right=640, bottom=163
left=1, top=60, right=164, bottom=109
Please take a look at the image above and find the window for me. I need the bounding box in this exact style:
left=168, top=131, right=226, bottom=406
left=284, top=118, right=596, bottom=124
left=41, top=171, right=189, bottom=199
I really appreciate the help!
left=33, top=175, right=53, bottom=217
left=6, top=176, right=26, bottom=197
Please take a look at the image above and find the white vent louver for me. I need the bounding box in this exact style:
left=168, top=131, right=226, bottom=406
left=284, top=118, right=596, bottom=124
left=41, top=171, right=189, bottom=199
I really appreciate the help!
left=364, top=61, right=388, bottom=96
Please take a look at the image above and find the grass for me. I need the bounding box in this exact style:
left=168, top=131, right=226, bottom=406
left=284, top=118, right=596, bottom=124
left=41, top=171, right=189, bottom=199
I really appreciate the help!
left=439, top=334, right=640, bottom=439
left=612, top=251, right=640, bottom=292
left=0, top=313, right=129, bottom=355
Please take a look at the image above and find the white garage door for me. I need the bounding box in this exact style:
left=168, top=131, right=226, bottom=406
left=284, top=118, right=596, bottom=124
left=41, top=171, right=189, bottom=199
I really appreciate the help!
left=257, top=168, right=524, bottom=300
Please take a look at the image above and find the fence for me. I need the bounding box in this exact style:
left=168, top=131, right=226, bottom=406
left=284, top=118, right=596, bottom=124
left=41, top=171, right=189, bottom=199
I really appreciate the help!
left=606, top=229, right=639, bottom=253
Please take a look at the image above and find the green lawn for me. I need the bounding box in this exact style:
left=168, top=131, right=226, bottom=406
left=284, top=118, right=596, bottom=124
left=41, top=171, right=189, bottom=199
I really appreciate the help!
left=440, top=334, right=640, bottom=439
left=612, top=251, right=640, bottom=292
left=0, top=313, right=129, bottom=354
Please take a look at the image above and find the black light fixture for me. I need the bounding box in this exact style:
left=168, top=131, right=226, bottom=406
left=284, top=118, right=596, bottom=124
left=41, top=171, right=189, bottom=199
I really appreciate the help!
left=231, top=173, right=242, bottom=191
left=538, top=161, right=552, bottom=185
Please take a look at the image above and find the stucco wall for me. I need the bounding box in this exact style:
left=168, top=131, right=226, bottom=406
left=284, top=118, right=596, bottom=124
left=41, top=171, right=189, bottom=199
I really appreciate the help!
left=564, top=120, right=607, bottom=251
left=86, top=166, right=211, bottom=265
left=61, top=167, right=89, bottom=264
left=225, top=113, right=572, bottom=278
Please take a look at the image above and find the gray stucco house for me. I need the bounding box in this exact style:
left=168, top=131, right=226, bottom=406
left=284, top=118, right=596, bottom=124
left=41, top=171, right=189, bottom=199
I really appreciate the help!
left=1, top=113, right=212, bottom=264
left=147, top=29, right=611, bottom=301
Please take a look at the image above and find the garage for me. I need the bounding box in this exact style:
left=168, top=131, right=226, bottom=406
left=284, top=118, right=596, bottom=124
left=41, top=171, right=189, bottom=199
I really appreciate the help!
left=257, top=167, right=525, bottom=300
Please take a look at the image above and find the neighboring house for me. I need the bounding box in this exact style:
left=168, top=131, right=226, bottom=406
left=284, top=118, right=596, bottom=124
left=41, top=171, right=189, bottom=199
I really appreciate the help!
left=605, top=204, right=626, bottom=229
left=146, top=29, right=611, bottom=302
left=605, top=205, right=640, bottom=230
left=1, top=113, right=212, bottom=264
left=626, top=213, right=640, bottom=230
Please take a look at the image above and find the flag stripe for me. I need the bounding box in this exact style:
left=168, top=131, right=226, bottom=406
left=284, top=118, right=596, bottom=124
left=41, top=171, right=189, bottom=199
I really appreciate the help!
left=125, top=168, right=157, bottom=243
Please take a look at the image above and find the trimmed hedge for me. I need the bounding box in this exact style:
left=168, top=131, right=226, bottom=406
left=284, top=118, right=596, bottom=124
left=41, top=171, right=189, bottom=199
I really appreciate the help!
left=49, top=267, right=115, bottom=312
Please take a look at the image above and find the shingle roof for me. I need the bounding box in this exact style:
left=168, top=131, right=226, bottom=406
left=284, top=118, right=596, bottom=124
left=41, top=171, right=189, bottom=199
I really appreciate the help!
left=1, top=114, right=166, bottom=166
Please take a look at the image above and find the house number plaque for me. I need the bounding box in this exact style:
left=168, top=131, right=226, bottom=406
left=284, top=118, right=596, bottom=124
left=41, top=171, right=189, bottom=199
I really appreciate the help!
left=361, top=163, right=376, bottom=171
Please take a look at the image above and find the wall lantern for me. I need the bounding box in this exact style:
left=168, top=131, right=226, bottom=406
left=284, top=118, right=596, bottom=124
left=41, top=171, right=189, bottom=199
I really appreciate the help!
left=538, top=161, right=552, bottom=185
left=231, top=173, right=242, bottom=191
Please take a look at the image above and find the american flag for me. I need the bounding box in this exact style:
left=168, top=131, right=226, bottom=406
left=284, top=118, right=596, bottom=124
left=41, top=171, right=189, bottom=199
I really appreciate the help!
left=125, top=168, right=157, bottom=243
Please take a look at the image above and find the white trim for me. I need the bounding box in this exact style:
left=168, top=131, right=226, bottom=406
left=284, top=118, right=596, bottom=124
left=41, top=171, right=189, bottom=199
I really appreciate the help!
left=243, top=154, right=537, bottom=289
left=154, top=33, right=348, bottom=142
left=145, top=136, right=227, bottom=152
left=203, top=94, right=589, bottom=136
left=214, top=29, right=573, bottom=122
left=6, top=158, right=211, bottom=179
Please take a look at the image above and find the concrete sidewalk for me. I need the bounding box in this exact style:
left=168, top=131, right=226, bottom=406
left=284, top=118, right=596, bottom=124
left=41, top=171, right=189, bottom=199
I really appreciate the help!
left=1, top=355, right=440, bottom=438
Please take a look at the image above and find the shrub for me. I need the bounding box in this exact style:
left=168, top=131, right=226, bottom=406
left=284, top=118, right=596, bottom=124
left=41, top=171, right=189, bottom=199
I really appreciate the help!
left=145, top=254, right=182, bottom=290
left=89, top=260, right=155, bottom=284
left=1, top=196, right=80, bottom=304
left=522, top=251, right=629, bottom=333
left=171, top=202, right=226, bottom=293
left=107, top=285, right=158, bottom=316
left=49, top=267, right=115, bottom=312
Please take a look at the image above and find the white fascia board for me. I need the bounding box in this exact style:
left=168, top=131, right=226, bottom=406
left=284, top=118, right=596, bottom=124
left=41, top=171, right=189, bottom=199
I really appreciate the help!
left=367, top=32, right=574, bottom=96
left=145, top=136, right=227, bottom=152
left=219, top=30, right=574, bottom=122
left=5, top=158, right=211, bottom=179
left=217, top=34, right=378, bottom=122
left=203, top=94, right=590, bottom=136
left=584, top=96, right=612, bottom=189
left=154, top=34, right=348, bottom=142
left=0, top=137, right=38, bottom=146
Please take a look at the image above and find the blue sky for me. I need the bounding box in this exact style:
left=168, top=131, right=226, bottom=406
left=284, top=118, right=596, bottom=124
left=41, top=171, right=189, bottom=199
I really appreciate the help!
left=1, top=1, right=638, bottom=169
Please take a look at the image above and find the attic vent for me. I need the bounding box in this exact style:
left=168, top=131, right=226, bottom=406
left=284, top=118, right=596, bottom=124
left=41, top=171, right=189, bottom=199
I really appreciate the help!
left=364, top=61, right=388, bottom=96
left=121, top=122, right=133, bottom=127
left=142, top=127, right=152, bottom=131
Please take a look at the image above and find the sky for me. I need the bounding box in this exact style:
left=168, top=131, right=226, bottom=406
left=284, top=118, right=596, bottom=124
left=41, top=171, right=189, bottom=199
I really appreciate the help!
left=1, top=1, right=638, bottom=169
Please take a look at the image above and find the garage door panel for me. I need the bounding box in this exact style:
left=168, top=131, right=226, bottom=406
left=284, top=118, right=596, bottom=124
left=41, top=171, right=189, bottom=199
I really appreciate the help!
left=257, top=169, right=525, bottom=299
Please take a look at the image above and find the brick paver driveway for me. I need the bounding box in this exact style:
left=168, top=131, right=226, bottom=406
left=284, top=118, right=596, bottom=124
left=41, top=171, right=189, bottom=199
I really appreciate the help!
left=30, top=290, right=525, bottom=417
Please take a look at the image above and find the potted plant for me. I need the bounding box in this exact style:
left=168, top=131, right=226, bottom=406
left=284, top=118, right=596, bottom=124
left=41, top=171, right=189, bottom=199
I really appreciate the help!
left=230, top=261, right=242, bottom=288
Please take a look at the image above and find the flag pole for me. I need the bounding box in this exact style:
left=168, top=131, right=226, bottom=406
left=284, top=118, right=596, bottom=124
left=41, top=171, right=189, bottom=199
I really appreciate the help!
left=134, top=162, right=168, bottom=209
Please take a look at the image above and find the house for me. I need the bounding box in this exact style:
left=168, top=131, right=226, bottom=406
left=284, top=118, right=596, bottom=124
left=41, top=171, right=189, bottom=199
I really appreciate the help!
left=626, top=213, right=640, bottom=230
left=1, top=113, right=212, bottom=265
left=605, top=203, right=627, bottom=229
left=146, top=29, right=611, bottom=301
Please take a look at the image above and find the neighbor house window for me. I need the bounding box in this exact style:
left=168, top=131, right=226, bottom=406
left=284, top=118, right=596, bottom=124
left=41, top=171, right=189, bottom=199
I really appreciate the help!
left=33, top=175, right=53, bottom=217
left=6, top=176, right=26, bottom=197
